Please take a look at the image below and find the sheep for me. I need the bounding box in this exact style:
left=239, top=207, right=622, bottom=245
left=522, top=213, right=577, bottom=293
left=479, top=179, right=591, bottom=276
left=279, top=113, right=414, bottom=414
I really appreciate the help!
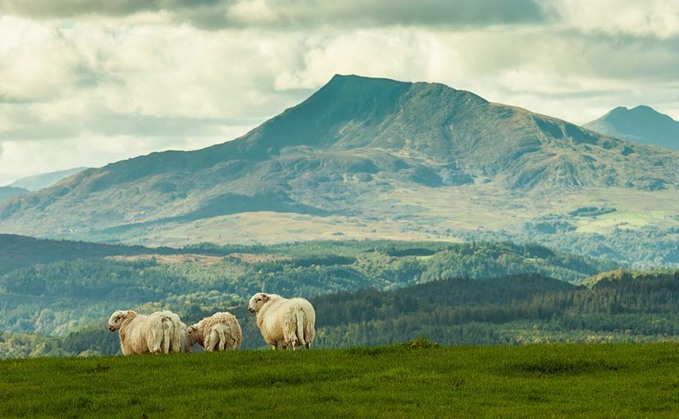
left=107, top=310, right=190, bottom=355
left=247, top=292, right=316, bottom=350
left=187, top=312, right=242, bottom=352
left=156, top=310, right=192, bottom=353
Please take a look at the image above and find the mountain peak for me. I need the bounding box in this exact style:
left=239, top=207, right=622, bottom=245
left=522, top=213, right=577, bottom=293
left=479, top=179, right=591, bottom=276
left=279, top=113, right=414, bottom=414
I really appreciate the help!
left=605, top=105, right=671, bottom=121
left=319, top=73, right=412, bottom=98
left=1, top=75, right=677, bottom=245
left=584, top=105, right=679, bottom=151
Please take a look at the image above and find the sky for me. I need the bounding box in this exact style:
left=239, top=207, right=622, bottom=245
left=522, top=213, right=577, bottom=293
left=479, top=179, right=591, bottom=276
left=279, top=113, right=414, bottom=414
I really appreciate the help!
left=1, top=0, right=678, bottom=185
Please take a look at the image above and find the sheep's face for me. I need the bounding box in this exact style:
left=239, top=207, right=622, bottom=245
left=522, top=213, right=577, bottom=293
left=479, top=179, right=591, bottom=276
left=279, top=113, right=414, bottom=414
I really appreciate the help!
left=186, top=325, right=200, bottom=346
left=107, top=310, right=127, bottom=332
left=248, top=293, right=270, bottom=313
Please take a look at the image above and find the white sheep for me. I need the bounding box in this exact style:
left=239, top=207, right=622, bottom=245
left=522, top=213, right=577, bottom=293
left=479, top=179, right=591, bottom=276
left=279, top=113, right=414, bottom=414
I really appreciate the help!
left=247, top=293, right=316, bottom=350
left=156, top=310, right=192, bottom=353
left=107, top=310, right=190, bottom=355
left=187, top=312, right=242, bottom=351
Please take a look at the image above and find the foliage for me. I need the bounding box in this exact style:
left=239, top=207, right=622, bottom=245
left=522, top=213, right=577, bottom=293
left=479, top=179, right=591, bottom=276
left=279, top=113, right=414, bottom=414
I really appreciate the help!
left=2, top=237, right=676, bottom=358
left=0, top=233, right=181, bottom=275
left=0, top=239, right=614, bottom=353
left=311, top=271, right=679, bottom=348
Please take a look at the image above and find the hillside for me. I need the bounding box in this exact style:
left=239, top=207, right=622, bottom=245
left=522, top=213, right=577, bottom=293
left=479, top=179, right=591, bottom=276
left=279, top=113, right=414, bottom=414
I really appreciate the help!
left=585, top=105, right=679, bottom=151
left=311, top=269, right=679, bottom=348
left=23, top=267, right=676, bottom=357
left=0, top=233, right=181, bottom=274
left=0, top=75, right=677, bottom=266
left=0, top=186, right=28, bottom=201
left=2, top=235, right=679, bottom=358
left=0, top=238, right=615, bottom=345
left=3, top=344, right=679, bottom=418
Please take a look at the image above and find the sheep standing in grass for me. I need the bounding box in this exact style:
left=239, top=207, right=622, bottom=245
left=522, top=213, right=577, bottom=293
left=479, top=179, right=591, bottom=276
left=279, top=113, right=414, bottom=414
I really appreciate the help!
left=247, top=293, right=315, bottom=350
left=107, top=310, right=189, bottom=355
left=187, top=312, right=242, bottom=351
left=157, top=310, right=192, bottom=353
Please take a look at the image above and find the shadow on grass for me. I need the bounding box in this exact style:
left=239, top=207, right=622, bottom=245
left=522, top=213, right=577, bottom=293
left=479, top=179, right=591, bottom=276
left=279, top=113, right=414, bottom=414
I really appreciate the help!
left=502, top=357, right=625, bottom=377
left=346, top=336, right=441, bottom=356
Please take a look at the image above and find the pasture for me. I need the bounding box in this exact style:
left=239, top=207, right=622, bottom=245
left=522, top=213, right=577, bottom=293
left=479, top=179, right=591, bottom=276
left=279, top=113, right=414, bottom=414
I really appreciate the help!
left=1, top=342, right=678, bottom=417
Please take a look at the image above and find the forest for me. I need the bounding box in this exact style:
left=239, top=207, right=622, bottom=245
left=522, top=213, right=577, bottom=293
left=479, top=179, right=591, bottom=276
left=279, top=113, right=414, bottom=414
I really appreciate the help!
left=2, top=236, right=677, bottom=358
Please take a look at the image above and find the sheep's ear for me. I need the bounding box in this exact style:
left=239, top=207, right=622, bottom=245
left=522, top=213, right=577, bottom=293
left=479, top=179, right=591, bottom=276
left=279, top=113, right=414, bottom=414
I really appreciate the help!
left=262, top=293, right=270, bottom=302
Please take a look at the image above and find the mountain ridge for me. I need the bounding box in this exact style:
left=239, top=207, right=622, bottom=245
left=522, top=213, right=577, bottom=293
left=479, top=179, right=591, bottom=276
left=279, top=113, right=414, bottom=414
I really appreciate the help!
left=584, top=105, right=679, bottom=151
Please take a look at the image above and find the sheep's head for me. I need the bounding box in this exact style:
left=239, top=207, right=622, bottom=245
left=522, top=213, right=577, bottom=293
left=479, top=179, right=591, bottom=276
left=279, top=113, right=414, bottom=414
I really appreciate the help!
left=248, top=292, right=270, bottom=313
left=107, top=310, right=129, bottom=332
left=186, top=324, right=201, bottom=346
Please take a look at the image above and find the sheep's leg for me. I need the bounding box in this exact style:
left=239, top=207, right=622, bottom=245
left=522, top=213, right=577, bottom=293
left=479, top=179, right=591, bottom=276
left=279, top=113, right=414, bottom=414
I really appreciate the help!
left=217, top=329, right=227, bottom=351
left=305, top=342, right=311, bottom=350
left=207, top=330, right=219, bottom=352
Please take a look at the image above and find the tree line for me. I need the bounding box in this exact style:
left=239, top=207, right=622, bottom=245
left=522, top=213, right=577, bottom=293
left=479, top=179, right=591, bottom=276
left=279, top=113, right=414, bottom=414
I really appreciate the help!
left=3, top=269, right=679, bottom=357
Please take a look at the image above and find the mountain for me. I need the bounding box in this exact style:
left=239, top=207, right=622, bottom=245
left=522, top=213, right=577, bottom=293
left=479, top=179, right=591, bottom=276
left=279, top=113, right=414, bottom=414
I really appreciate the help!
left=0, top=186, right=28, bottom=201
left=584, top=106, right=679, bottom=151
left=8, top=167, right=87, bottom=191
left=0, top=75, right=677, bottom=265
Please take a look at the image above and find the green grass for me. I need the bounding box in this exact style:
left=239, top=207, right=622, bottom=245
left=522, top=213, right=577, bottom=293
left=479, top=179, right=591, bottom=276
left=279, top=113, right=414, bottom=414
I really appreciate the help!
left=2, top=343, right=679, bottom=418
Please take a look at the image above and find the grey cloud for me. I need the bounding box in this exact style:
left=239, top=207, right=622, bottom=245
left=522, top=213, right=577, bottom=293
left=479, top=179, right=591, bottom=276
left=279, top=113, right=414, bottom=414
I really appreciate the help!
left=0, top=0, right=222, bottom=18
left=184, top=0, right=548, bottom=30
left=342, top=0, right=547, bottom=26
left=2, top=0, right=547, bottom=28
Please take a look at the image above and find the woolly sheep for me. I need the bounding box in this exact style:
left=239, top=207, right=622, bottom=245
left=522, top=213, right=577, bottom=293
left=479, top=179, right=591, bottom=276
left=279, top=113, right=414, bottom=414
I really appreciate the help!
left=107, top=310, right=190, bottom=355
left=247, top=293, right=316, bottom=350
left=156, top=310, right=192, bottom=353
left=187, top=312, right=242, bottom=351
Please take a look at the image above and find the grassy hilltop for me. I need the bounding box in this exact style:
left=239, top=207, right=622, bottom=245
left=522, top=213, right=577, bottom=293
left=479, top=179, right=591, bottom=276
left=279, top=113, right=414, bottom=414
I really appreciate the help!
left=2, top=342, right=679, bottom=418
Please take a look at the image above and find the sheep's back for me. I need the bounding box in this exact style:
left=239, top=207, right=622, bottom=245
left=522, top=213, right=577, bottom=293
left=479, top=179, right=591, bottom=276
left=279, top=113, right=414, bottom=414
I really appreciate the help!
left=120, top=314, right=156, bottom=354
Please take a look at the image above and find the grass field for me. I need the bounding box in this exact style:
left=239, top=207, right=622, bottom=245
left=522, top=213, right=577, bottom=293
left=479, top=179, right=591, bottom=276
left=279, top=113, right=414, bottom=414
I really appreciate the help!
left=2, top=342, right=679, bottom=418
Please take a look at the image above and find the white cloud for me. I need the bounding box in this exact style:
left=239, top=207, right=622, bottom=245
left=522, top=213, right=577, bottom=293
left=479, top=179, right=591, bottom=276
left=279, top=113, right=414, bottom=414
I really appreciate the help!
left=0, top=17, right=83, bottom=102
left=546, top=0, right=679, bottom=39
left=274, top=29, right=439, bottom=91
left=0, top=123, right=253, bottom=186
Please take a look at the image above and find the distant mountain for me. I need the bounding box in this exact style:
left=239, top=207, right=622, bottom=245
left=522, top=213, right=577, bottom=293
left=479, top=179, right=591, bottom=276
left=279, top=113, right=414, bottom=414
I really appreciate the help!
left=0, top=75, right=677, bottom=265
left=9, top=167, right=87, bottom=191
left=0, top=186, right=28, bottom=201
left=584, top=106, right=679, bottom=151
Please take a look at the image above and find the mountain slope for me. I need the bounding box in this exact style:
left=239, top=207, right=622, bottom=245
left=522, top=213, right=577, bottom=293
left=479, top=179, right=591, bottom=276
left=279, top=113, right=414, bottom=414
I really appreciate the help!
left=0, top=75, right=677, bottom=259
left=584, top=106, right=679, bottom=151
left=0, top=186, right=28, bottom=201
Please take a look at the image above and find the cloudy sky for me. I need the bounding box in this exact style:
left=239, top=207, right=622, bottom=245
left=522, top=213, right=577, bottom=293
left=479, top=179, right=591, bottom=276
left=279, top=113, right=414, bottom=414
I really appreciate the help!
left=1, top=0, right=678, bottom=185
